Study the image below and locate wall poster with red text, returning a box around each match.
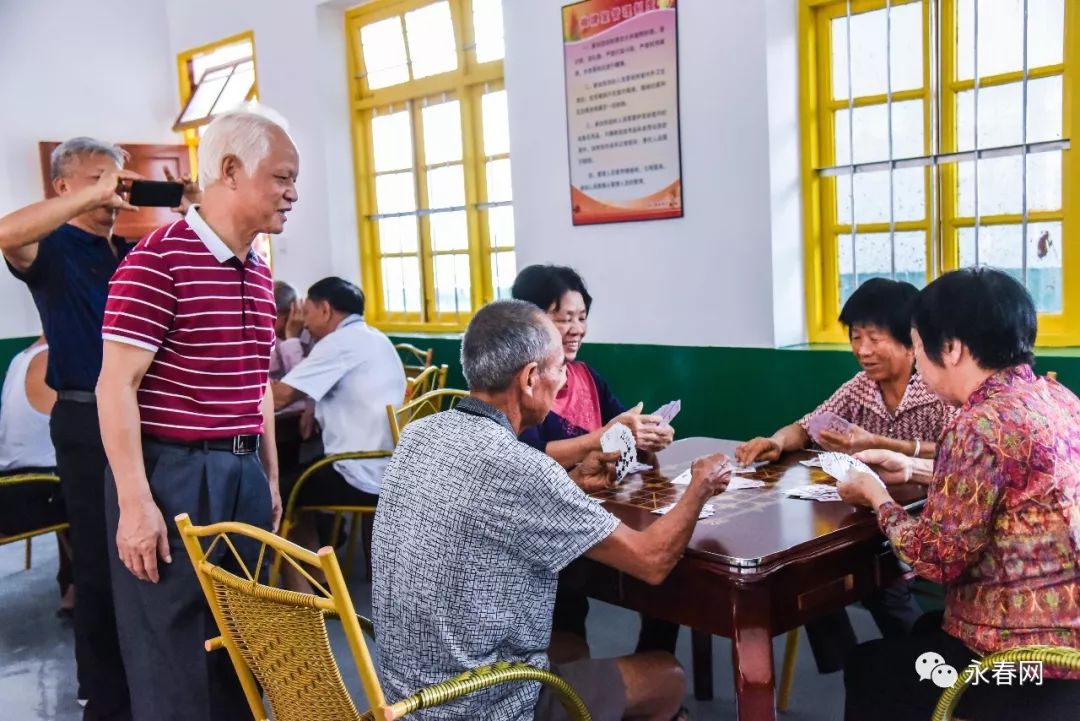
[563,0,683,225]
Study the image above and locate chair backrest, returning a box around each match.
[175,514,387,721]
[0,472,65,542]
[387,388,469,445]
[395,343,434,380]
[404,364,448,402]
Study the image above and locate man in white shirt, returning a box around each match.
[272,277,406,587]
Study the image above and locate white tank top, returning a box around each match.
[0,344,56,471]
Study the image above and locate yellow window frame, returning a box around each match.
[799,0,1080,345]
[345,0,508,333]
[175,30,259,175]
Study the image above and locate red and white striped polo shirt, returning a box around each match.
[101,206,276,442]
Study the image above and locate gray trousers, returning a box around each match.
[105,440,272,721]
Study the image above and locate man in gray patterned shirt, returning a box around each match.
[372,300,730,721]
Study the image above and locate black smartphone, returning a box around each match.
[127,180,184,208]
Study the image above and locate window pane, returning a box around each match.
[491,250,516,299]
[486,158,513,202]
[834,100,924,165]
[180,68,230,124]
[1028,150,1062,211]
[487,205,515,248]
[837,166,925,225]
[361,17,410,90]
[433,253,471,313]
[958,156,1022,216]
[957,0,1063,81]
[378,216,419,255]
[839,231,926,305]
[473,0,505,63]
[211,61,255,116]
[422,100,462,164]
[405,1,458,80]
[371,111,414,172]
[381,256,423,313]
[375,172,417,214]
[1028,221,1062,312]
[482,90,510,156]
[956,76,1062,150]
[191,40,253,84]
[430,210,468,251]
[427,164,465,209]
[831,3,923,100]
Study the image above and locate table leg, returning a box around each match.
[691,630,714,700]
[731,593,776,721]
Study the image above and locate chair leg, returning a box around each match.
[269,517,296,587]
[330,512,344,548]
[777,629,800,712]
[24,538,31,570]
[691,630,714,701]
[342,512,361,582]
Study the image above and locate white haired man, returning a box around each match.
[373,300,732,721]
[96,109,297,721]
[0,137,148,720]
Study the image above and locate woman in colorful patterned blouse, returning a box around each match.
[738,277,955,674]
[840,268,1080,721]
[512,264,680,660]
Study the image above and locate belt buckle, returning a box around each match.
[232,435,257,455]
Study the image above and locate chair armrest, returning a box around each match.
[388,661,590,721]
[933,646,1080,721]
[285,452,391,514]
[0,472,60,487]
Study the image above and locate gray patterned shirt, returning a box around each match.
[372,397,620,721]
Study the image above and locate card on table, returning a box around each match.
[625,461,653,475]
[807,411,854,444]
[600,422,636,482]
[652,501,715,519]
[783,484,843,502]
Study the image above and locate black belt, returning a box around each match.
[144,434,261,456]
[57,390,96,404]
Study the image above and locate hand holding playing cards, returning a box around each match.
[688,453,732,499]
[853,449,913,484]
[735,437,782,465]
[570,450,621,492]
[817,423,878,454]
[608,403,671,453]
[836,470,893,508]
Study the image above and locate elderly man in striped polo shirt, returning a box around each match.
[96,109,298,721]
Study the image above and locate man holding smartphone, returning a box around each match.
[0,137,142,721]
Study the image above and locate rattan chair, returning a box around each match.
[387,389,469,445]
[394,343,434,380]
[176,514,591,721]
[269,451,390,587]
[0,472,66,570]
[932,645,1080,720]
[404,364,448,402]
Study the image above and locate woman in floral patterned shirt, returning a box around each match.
[840,268,1080,721]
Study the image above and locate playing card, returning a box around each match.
[652,501,715,519]
[799,457,824,468]
[650,400,681,424]
[807,411,853,444]
[818,452,884,487]
[783,484,843,502]
[625,461,653,475]
[601,422,636,482]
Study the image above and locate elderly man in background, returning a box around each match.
[0,137,145,720]
[96,108,297,721]
[373,299,731,721]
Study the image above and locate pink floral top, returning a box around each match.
[878,365,1080,678]
[799,371,955,443]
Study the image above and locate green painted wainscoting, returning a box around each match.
[390,335,1080,440]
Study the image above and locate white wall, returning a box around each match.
[0,0,178,338]
[505,0,806,348]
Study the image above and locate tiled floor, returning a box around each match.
[0,537,876,720]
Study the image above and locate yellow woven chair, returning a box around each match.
[395,343,434,380]
[404,364,448,402]
[932,645,1080,720]
[387,389,469,445]
[0,472,66,570]
[269,451,390,587]
[175,514,591,721]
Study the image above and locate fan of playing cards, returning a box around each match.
[807,411,853,445]
[600,400,683,482]
[818,452,885,487]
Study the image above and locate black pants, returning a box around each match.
[106,440,272,721]
[845,612,1080,721]
[51,400,131,721]
[805,579,923,673]
[554,562,681,654]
